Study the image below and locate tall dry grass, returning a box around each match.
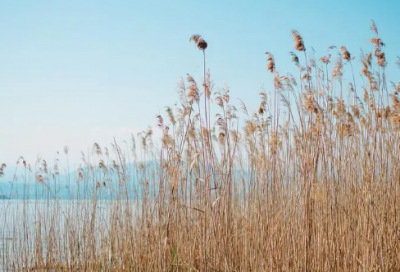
[1,21,400,271]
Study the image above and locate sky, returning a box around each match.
[1,0,400,172]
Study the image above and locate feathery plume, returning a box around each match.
[190,34,208,50]
[371,19,379,36]
[186,74,200,103]
[370,37,385,49]
[319,54,331,64]
[340,46,351,61]
[0,163,6,177]
[291,30,306,51]
[290,52,300,67]
[265,52,276,73]
[375,49,386,67]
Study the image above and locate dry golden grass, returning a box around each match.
[2,21,400,271]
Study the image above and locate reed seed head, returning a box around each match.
[190,34,208,50]
[340,46,351,61]
[265,52,275,73]
[291,30,306,51]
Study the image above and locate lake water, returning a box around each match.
[0,199,138,271]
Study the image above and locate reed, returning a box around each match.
[1,21,400,271]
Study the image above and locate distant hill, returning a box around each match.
[0,161,160,200]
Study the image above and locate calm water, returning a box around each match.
[0,199,137,270]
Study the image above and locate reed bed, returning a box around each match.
[1,21,400,271]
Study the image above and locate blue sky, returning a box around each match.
[1,0,400,170]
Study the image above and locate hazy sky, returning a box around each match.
[1,0,400,169]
